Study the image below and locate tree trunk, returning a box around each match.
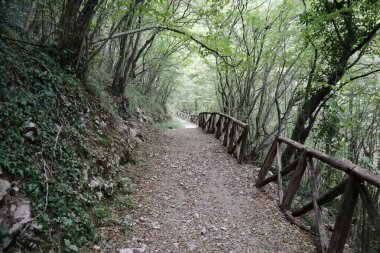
[57,0,99,72]
[24,1,37,31]
[284,1,380,162]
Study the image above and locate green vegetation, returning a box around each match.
[0,41,97,250]
[125,85,166,120]
[154,119,183,130]
[1,0,379,252]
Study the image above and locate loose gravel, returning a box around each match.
[126,128,317,253]
[100,127,318,253]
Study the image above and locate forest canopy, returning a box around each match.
[1,0,379,251]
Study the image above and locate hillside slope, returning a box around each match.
[0,36,153,252]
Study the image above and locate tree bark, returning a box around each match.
[57,0,99,71]
[284,1,380,162]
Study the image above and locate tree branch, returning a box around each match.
[0,34,48,47]
[91,25,241,67]
[346,67,380,83]
[351,22,380,54]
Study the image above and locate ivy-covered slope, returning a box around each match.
[0,39,139,252]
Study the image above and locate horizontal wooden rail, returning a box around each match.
[190,115,198,124]
[277,136,380,187]
[216,112,248,128]
[198,112,249,164]
[256,136,380,253]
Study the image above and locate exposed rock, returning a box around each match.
[83,165,89,182]
[130,128,144,142]
[130,128,138,138]
[131,236,141,242]
[135,137,143,144]
[30,222,43,231]
[8,186,19,196]
[23,131,35,142]
[8,201,32,236]
[187,242,197,251]
[117,123,130,134]
[141,114,153,123]
[103,181,114,196]
[118,244,146,253]
[95,191,103,200]
[23,122,38,142]
[0,179,11,201]
[151,221,160,229]
[100,121,107,128]
[93,245,101,253]
[89,178,103,189]
[26,122,36,129]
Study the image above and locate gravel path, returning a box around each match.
[175,117,197,129]
[129,128,317,253]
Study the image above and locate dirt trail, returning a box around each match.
[126,128,317,252]
[175,117,197,129]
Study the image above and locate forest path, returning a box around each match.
[124,128,317,252]
[174,117,197,129]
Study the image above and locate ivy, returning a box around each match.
[0,42,98,251]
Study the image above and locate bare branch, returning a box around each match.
[91,25,241,67]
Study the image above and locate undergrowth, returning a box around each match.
[154,118,183,130]
[0,40,114,251]
[125,85,165,120]
[0,10,169,252]
[88,67,120,122]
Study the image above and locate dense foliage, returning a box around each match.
[1,0,379,251]
[0,41,96,250]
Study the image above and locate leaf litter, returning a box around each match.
[98,127,317,253]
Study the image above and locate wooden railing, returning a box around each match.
[198,112,249,164]
[256,136,380,253]
[190,115,198,124]
[176,110,190,120]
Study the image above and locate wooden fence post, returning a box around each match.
[327,174,359,253]
[227,123,236,154]
[280,150,307,210]
[222,118,230,146]
[214,116,223,139]
[256,139,278,186]
[355,180,380,239]
[307,156,328,253]
[206,113,216,133]
[212,113,217,133]
[276,141,284,204]
[236,126,249,164]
